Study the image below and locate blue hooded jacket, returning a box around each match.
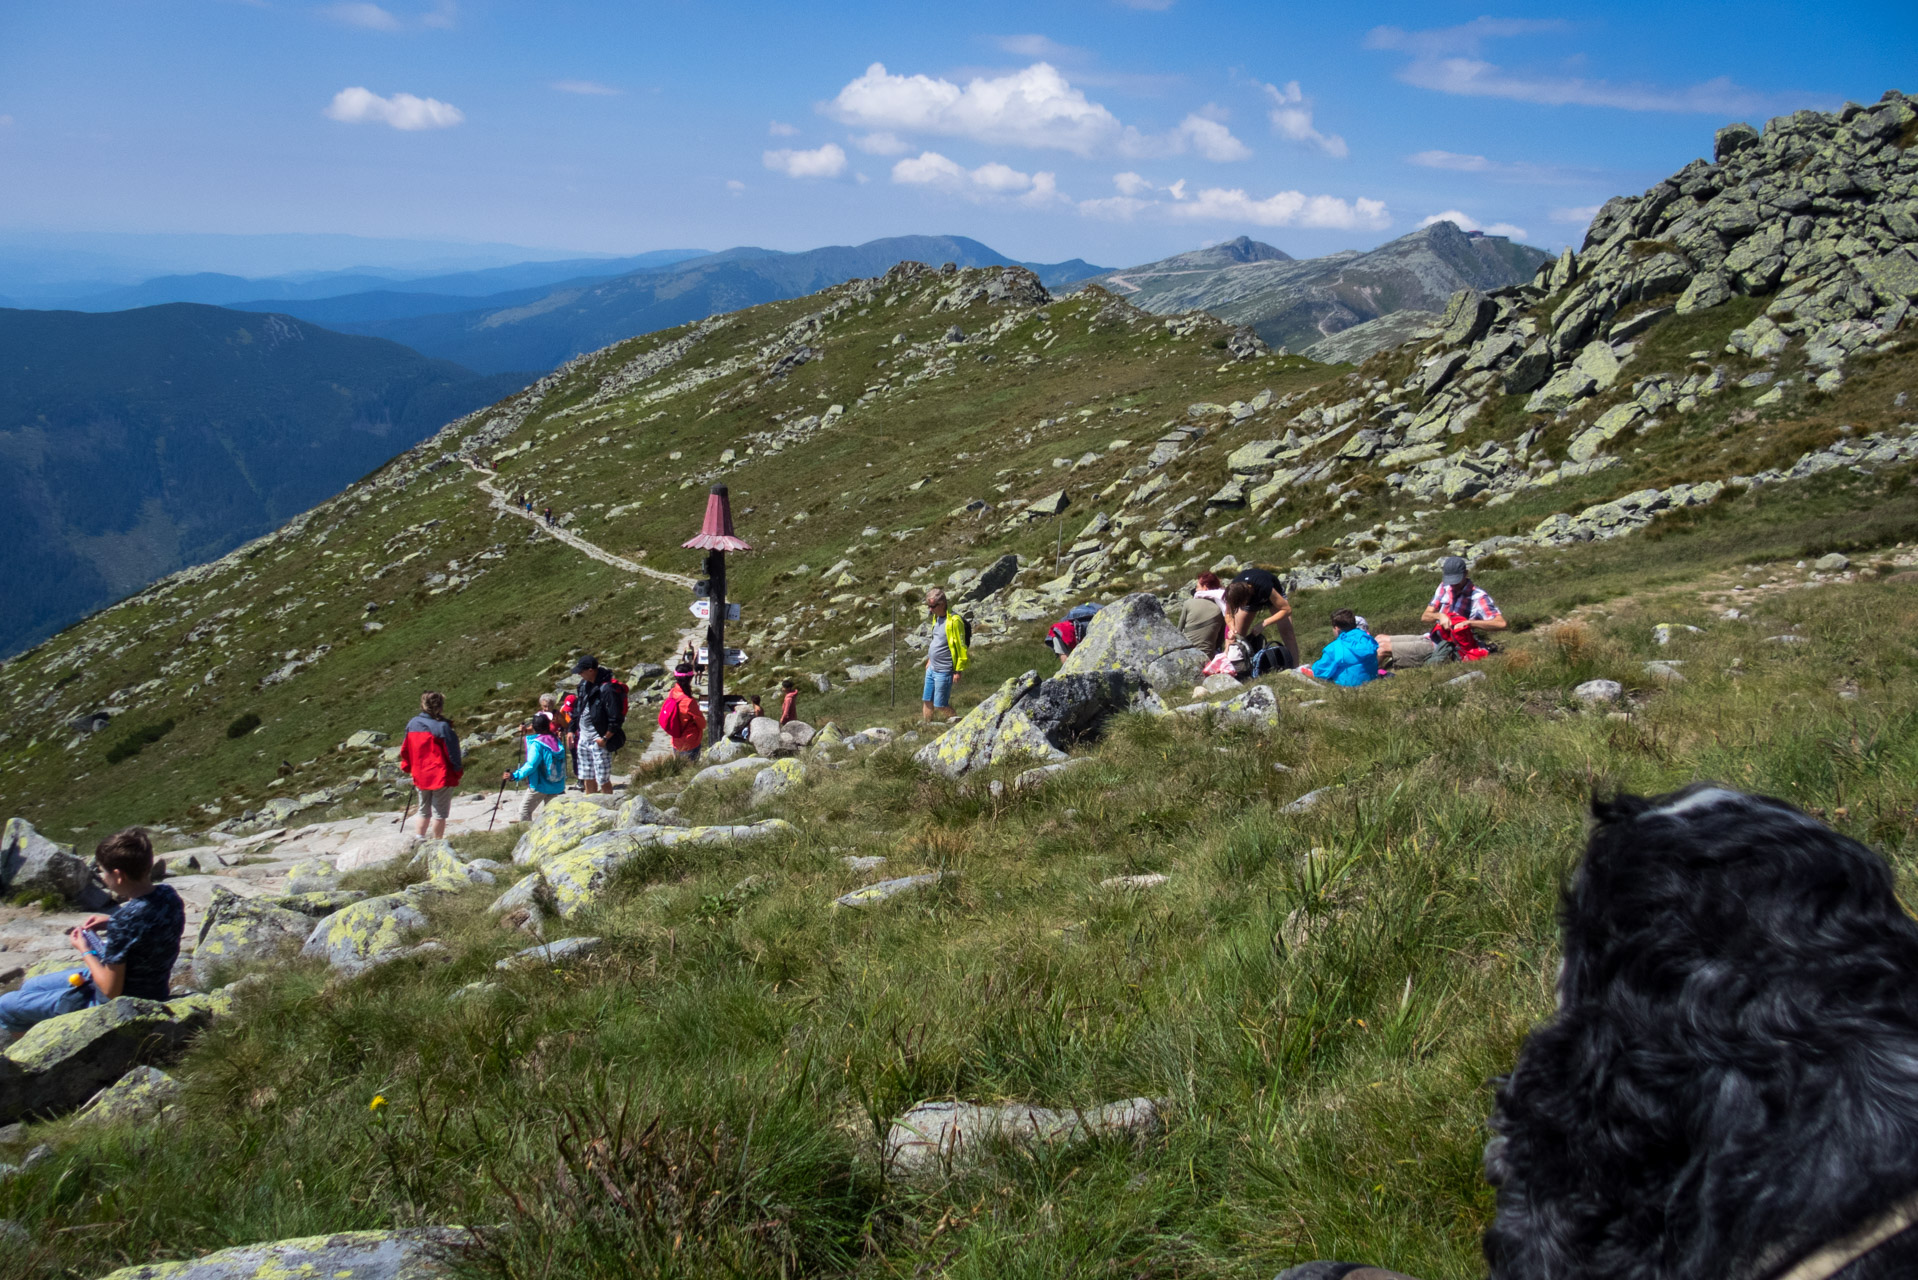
[511,734,568,795]
[1310,628,1380,687]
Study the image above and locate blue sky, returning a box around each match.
[0,1,1911,271]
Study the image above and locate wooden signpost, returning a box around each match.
[682,484,752,746]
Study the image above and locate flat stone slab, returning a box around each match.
[885,1097,1166,1171]
[96,1227,470,1279]
[1013,758,1089,791]
[1100,874,1168,891]
[834,873,946,909]
[497,936,603,970]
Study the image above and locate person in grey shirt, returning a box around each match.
[921,588,968,722]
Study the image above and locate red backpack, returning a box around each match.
[1047,619,1081,658]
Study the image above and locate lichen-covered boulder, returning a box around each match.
[750,758,805,807]
[299,894,427,974]
[75,1064,183,1126]
[684,756,775,789]
[1059,592,1206,695]
[1218,684,1279,726]
[510,793,615,866]
[0,995,217,1125]
[780,720,815,749]
[541,821,793,919]
[811,722,846,752]
[262,889,367,917]
[192,887,313,987]
[1,818,108,909]
[95,1228,471,1279]
[916,670,1149,778]
[615,793,667,828]
[284,858,341,894]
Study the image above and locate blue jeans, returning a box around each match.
[0,970,96,1033]
[922,669,954,708]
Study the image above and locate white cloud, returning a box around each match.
[1259,81,1347,157]
[1420,210,1528,239]
[1177,113,1251,162]
[726,179,746,194]
[891,150,1064,205]
[1112,171,1155,197]
[824,60,1244,161]
[1552,204,1602,225]
[321,3,400,30]
[1171,187,1389,230]
[767,120,799,136]
[994,34,1085,60]
[553,80,621,96]
[320,0,454,30]
[324,86,464,130]
[1366,19,1776,114]
[852,130,911,155]
[1406,148,1591,185]
[763,142,848,179]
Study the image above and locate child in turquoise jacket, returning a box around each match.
[1307,610,1380,687]
[503,712,568,822]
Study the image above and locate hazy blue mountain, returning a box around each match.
[1087,223,1553,358]
[0,304,526,655]
[328,235,1111,373]
[56,250,711,313]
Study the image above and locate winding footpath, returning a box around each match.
[470,462,698,589]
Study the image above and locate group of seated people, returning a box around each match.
[1177,555,1505,689]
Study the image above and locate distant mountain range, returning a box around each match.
[1086,224,1553,360]
[0,304,523,656]
[223,235,1108,373]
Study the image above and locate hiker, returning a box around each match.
[660,661,707,761]
[1232,566,1298,671]
[570,655,624,795]
[399,691,462,838]
[1179,572,1227,657]
[0,828,185,1045]
[1299,608,1381,687]
[727,694,761,741]
[544,506,554,526]
[1383,555,1507,665]
[922,587,969,722]
[1219,580,1263,678]
[778,677,800,725]
[502,712,567,822]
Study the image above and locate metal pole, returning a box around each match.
[890,601,897,709]
[706,548,727,745]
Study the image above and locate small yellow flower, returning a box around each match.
[369,1095,387,1112]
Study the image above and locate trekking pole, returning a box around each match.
[486,777,509,832]
[396,791,413,828]
[890,602,897,709]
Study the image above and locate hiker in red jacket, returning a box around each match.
[659,661,707,762]
[398,690,463,838]
[778,677,800,725]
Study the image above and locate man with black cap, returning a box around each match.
[570,655,619,794]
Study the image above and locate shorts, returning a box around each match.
[576,734,611,784]
[922,669,954,708]
[417,787,453,820]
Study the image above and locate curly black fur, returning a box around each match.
[1483,785,1918,1280]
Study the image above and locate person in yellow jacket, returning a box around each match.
[921,587,970,722]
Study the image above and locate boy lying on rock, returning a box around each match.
[0,828,184,1046]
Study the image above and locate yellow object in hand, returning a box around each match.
[68,972,84,987]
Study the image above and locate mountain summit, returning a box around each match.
[1089,222,1551,360]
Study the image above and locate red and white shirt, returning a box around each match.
[1428,583,1500,621]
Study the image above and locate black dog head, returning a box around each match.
[1484,785,1918,1280]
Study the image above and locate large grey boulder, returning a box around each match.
[748,716,788,758]
[915,670,1153,778]
[1059,592,1206,695]
[95,1228,471,1280]
[961,553,1021,602]
[885,1097,1166,1172]
[75,1064,183,1126]
[1,819,108,909]
[0,991,226,1125]
[192,887,314,987]
[299,894,428,975]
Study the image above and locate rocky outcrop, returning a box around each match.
[750,758,805,806]
[95,1228,471,1280]
[535,821,793,918]
[300,893,428,975]
[0,989,234,1125]
[1058,592,1206,695]
[510,794,615,866]
[74,1064,182,1126]
[192,887,314,987]
[1,819,108,910]
[914,669,1155,778]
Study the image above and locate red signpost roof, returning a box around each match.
[681,483,753,551]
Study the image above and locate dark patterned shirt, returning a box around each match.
[103,884,185,1001]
